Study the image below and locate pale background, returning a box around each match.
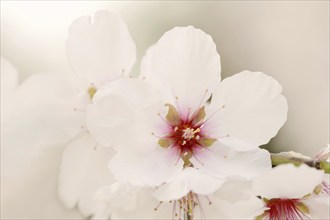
[1,0,329,157]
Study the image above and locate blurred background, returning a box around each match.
[1,1,328,158]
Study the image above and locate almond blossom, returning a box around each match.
[3,11,135,217]
[1,58,84,219]
[253,164,330,220]
[86,26,288,205]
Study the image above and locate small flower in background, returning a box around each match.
[1,60,82,219]
[58,11,136,217]
[253,164,329,220]
[2,11,136,218]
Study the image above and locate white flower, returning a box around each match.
[253,164,329,219]
[58,10,136,217]
[87,26,288,201]
[94,178,264,220]
[3,11,136,217]
[0,58,83,219]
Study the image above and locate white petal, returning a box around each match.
[198,196,264,220]
[93,183,140,213]
[1,145,83,219]
[205,71,288,151]
[140,45,155,80]
[214,178,255,202]
[67,10,136,88]
[140,45,173,102]
[191,143,271,179]
[58,132,115,217]
[111,188,173,220]
[253,164,324,199]
[304,196,330,219]
[3,73,85,152]
[94,183,173,219]
[193,180,265,220]
[86,78,168,149]
[109,145,183,187]
[149,26,221,113]
[153,167,225,202]
[2,73,85,178]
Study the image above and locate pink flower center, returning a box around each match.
[157,104,217,165]
[170,121,202,155]
[264,198,309,220]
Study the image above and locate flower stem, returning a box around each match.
[270,152,330,173]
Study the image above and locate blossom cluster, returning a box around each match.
[1,11,329,220]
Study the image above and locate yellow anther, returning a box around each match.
[193,128,200,134]
[88,86,97,100]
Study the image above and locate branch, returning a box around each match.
[270,152,330,174]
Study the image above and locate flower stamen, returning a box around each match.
[259,198,310,220]
[158,103,218,167]
[198,105,225,127]
[154,201,163,211]
[88,85,97,100]
[322,181,330,195]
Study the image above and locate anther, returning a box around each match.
[205,196,212,205]
[154,201,163,211]
[151,132,162,138]
[193,128,200,134]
